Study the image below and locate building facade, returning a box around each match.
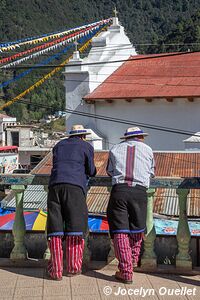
[64,18,200,150]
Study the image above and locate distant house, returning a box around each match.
[0,113,17,146]
[5,125,50,170]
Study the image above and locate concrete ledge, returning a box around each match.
[0,258,47,268]
[0,258,199,276]
[100,259,200,275]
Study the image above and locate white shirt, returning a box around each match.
[106,138,155,188]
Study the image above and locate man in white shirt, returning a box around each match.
[106,127,155,284]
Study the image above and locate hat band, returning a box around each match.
[69,130,87,134]
[124,130,144,136]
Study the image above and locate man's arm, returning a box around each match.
[150,154,155,178]
[85,145,96,177]
[106,151,114,177]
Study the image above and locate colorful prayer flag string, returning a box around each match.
[0,23,110,110]
[0,19,111,51]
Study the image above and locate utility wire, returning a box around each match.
[1,50,200,70]
[1,76,200,88]
[8,102,199,167]
[0,43,200,58]
[1,42,200,56]
[11,98,200,138]
[2,73,200,79]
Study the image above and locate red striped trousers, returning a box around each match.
[47,236,63,279]
[113,233,143,280]
[66,235,84,274]
[129,232,143,266]
[47,235,84,278]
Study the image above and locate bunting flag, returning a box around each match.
[0,22,106,68]
[0,19,111,52]
[0,22,109,111]
[0,23,107,89]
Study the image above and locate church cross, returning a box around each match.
[74,40,78,51]
[113,6,118,17]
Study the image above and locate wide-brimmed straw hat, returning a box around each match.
[120,126,148,139]
[67,124,91,137]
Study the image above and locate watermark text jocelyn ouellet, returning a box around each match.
[103,286,197,297]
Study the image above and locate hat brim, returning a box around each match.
[67,132,91,137]
[120,133,148,139]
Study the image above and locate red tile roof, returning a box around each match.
[32,151,200,177]
[0,113,13,119]
[84,52,200,100]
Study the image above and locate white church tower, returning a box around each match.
[63,10,136,139]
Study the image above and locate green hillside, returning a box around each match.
[1,0,200,50]
[0,0,200,123]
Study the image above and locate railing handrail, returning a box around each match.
[0,174,200,188]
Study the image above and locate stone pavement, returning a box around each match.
[0,266,199,300]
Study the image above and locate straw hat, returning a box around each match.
[120,126,148,139]
[67,124,91,137]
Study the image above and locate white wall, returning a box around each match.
[90,98,200,150]
[64,18,136,132]
[0,117,17,145]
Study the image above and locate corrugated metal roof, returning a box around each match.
[2,150,200,216]
[2,185,47,210]
[32,151,52,175]
[87,187,109,214]
[32,151,200,177]
[3,185,110,214]
[84,52,200,100]
[154,188,200,217]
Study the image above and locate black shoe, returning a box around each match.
[115,271,133,284]
[45,269,62,281]
[66,271,81,277]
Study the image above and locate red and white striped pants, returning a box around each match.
[47,235,84,279]
[113,233,143,281]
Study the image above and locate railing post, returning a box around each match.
[10,185,27,260]
[43,229,51,260]
[107,236,118,265]
[176,188,192,270]
[83,231,91,268]
[106,187,118,265]
[43,185,51,260]
[141,188,157,269]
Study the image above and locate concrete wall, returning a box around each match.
[0,233,199,267]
